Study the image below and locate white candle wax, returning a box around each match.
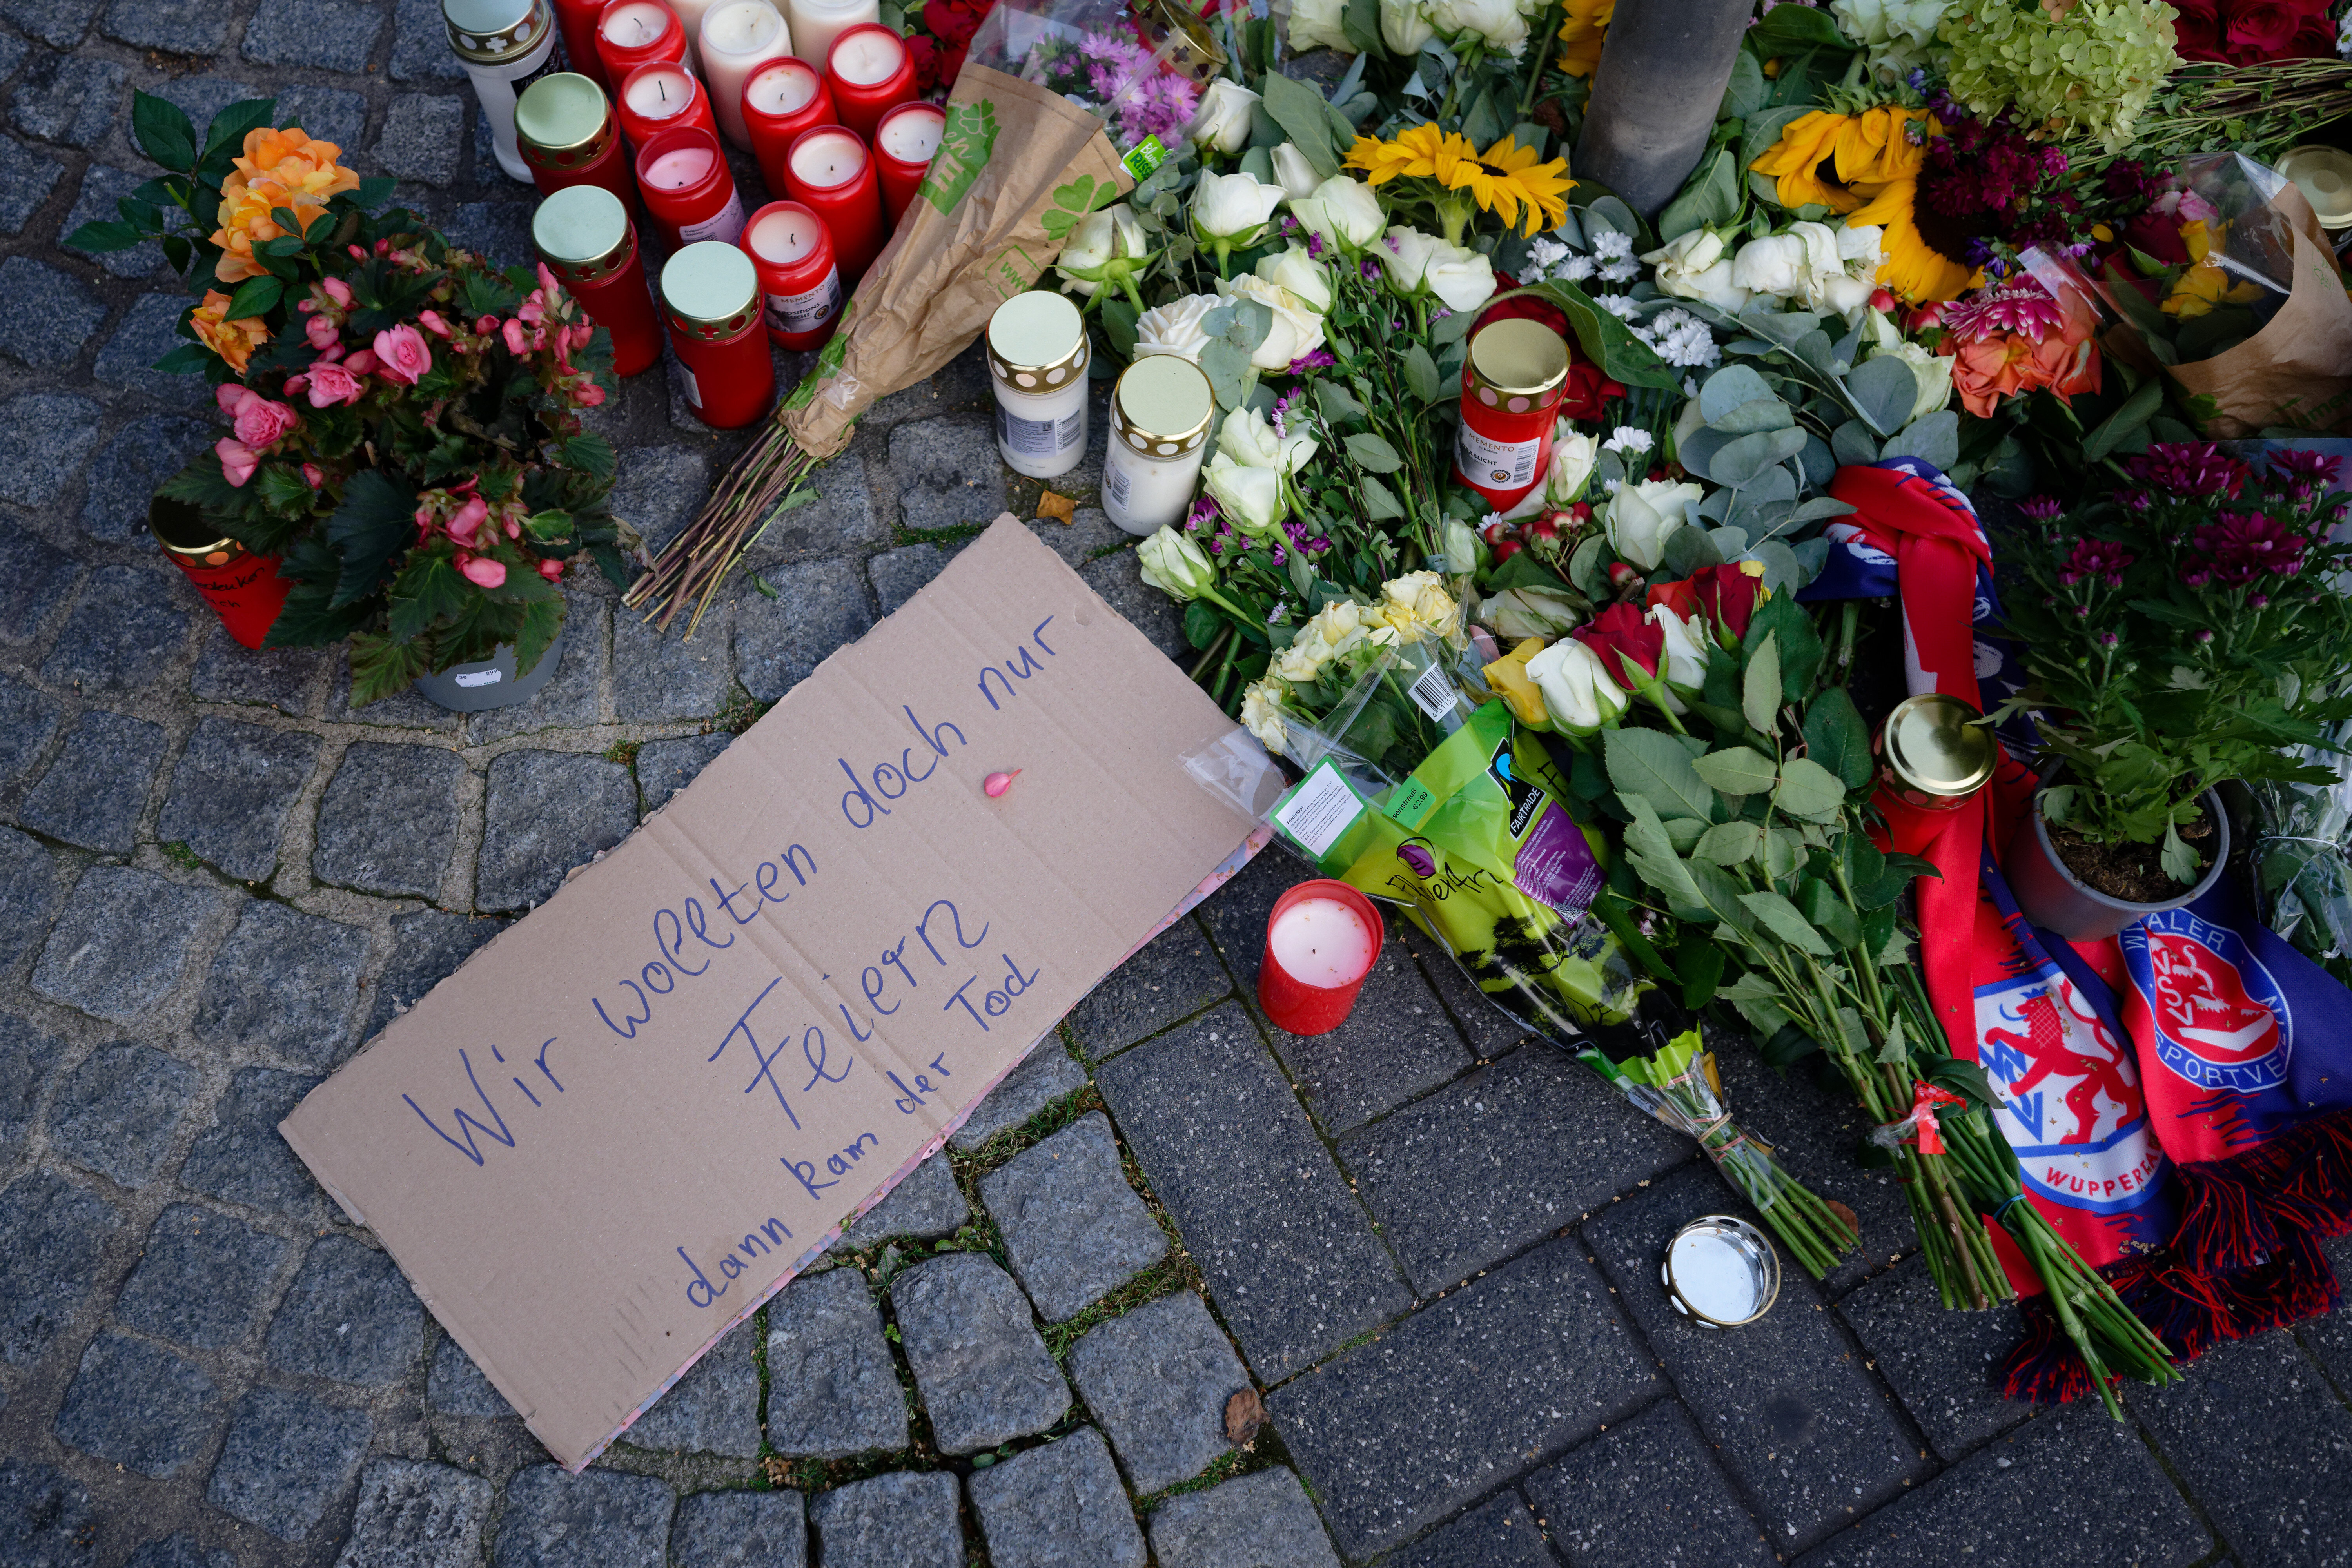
[745,60,818,116]
[1267,898,1376,986]
[786,0,879,79]
[670,0,721,71]
[877,105,942,163]
[601,1,671,47]
[623,66,697,123]
[646,146,717,188]
[746,205,820,263]
[698,0,793,147]
[828,26,902,87]
[789,129,864,187]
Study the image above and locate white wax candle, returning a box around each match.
[601,1,671,47]
[789,129,864,187]
[745,59,818,116]
[877,104,942,163]
[646,146,717,188]
[670,0,721,71]
[786,0,880,80]
[828,25,902,87]
[1267,898,1376,986]
[747,204,820,263]
[623,66,697,123]
[698,0,793,147]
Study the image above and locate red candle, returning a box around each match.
[824,23,913,142]
[1453,317,1571,514]
[615,60,718,148]
[661,241,776,428]
[784,126,883,285]
[741,57,835,195]
[534,183,664,377]
[596,0,688,83]
[635,123,746,248]
[554,0,613,86]
[741,201,842,348]
[150,498,292,650]
[872,100,942,228]
[515,74,637,209]
[1257,880,1383,1036]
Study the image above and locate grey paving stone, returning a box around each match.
[763,1267,909,1459]
[52,1329,223,1478]
[1399,921,1530,1060]
[980,1111,1166,1322]
[839,1151,968,1249]
[124,1535,236,1568]
[115,1202,292,1352]
[869,543,961,616]
[2129,1330,2352,1567]
[103,0,229,50]
[208,1385,371,1542]
[93,295,205,409]
[1836,1255,2031,1461]
[313,742,463,899]
[335,1459,496,1568]
[0,392,104,503]
[742,453,887,569]
[613,603,733,722]
[82,414,214,542]
[373,94,465,186]
[446,198,535,268]
[145,72,260,138]
[1070,917,1232,1062]
[32,865,220,1024]
[950,1041,1089,1152]
[735,556,873,702]
[669,1488,808,1568]
[190,622,328,713]
[2303,1232,2352,1392]
[808,1470,963,1568]
[1339,1045,1688,1295]
[1267,1235,1655,1560]
[64,165,166,278]
[1070,1290,1249,1495]
[868,341,991,426]
[0,520,82,639]
[1524,1399,1775,1568]
[890,1250,1067,1454]
[241,0,383,69]
[8,51,122,147]
[391,0,470,80]
[478,748,635,909]
[0,1458,96,1568]
[608,446,711,554]
[1149,1468,1338,1568]
[0,0,99,45]
[428,1336,510,1417]
[265,1233,426,1386]
[159,718,321,882]
[1198,853,1470,1134]
[179,1066,325,1221]
[0,256,103,368]
[0,1012,64,1158]
[274,85,370,157]
[1093,1000,1409,1381]
[0,675,59,780]
[47,1041,196,1188]
[18,708,165,853]
[1383,1490,1553,1568]
[43,566,190,695]
[637,732,730,816]
[626,1322,762,1457]
[0,827,55,969]
[494,1465,676,1568]
[0,132,62,233]
[191,900,368,1069]
[889,417,1005,535]
[1585,1162,1931,1553]
[966,1426,1145,1568]
[0,1168,120,1365]
[465,604,603,744]
[1080,547,1188,662]
[366,908,506,1038]
[1793,1405,2205,1568]
[1025,506,1123,570]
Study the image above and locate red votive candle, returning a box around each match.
[616,60,718,148]
[741,200,842,348]
[1257,880,1383,1036]
[515,74,637,207]
[741,57,835,194]
[636,123,746,248]
[151,498,292,650]
[1453,316,1571,514]
[554,0,612,85]
[596,0,688,83]
[824,23,913,142]
[873,100,942,227]
[785,125,882,285]
[662,240,775,428]
[534,183,664,376]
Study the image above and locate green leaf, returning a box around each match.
[1692,747,1776,797]
[555,432,618,480]
[1759,1021,1819,1069]
[2082,377,2165,461]
[1531,279,1679,392]
[1740,890,1831,954]
[326,468,421,609]
[1403,344,1440,405]
[223,274,282,321]
[1710,428,1807,488]
[1361,476,1405,520]
[1773,755,1847,821]
[1880,409,1958,470]
[1802,686,1875,789]
[1344,432,1403,473]
[202,98,279,161]
[1796,875,1863,947]
[1874,1013,1908,1065]
[1925,1056,2002,1113]
[1314,380,1367,426]
[1700,365,1774,423]
[1743,593,1822,701]
[1621,797,1705,910]
[1742,633,1781,735]
[2161,820,2199,883]
[1261,72,1340,179]
[1695,820,1765,866]
[131,89,198,172]
[1340,0,1383,54]
[65,220,144,253]
[1846,353,1918,437]
[386,554,470,643]
[1605,727,1717,822]
[1657,148,1739,243]
[1101,298,1138,359]
[1747,2,1849,54]
[1200,339,1253,410]
[1183,599,1224,650]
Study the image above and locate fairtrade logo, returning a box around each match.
[2124,911,2289,1093]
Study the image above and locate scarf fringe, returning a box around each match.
[2173,1107,2352,1274]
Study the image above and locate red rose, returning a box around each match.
[1573,601,1662,684]
[1644,577,1702,621]
[909,33,941,89]
[2225,0,2306,56]
[2171,0,2228,59]
[923,0,984,46]
[1559,360,1626,423]
[1689,562,1766,643]
[938,42,967,87]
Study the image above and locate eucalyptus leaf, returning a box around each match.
[1679,427,1730,483]
[1847,354,1920,437]
[1710,397,1796,435]
[1749,541,1802,593]
[1700,365,1774,423]
[1710,428,1808,488]
[1660,524,1722,576]
[1261,72,1341,178]
[1880,409,1959,469]
[1201,339,1253,409]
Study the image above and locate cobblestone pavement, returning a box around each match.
[3,4,2352,1566]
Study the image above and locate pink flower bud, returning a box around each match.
[456,552,507,589]
[306,313,340,351]
[476,315,498,335]
[303,463,325,488]
[536,557,565,582]
[984,770,1021,797]
[347,243,368,260]
[215,437,259,488]
[321,277,352,307]
[447,494,489,546]
[502,318,530,356]
[417,309,453,338]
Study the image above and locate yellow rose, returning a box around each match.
[189,290,269,376]
[1378,570,1459,643]
[1483,639,1553,729]
[211,127,361,283]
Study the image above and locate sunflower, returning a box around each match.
[1846,179,1977,304]
[1748,106,1929,214]
[1556,0,1612,78]
[1443,134,1575,236]
[1346,123,1459,185]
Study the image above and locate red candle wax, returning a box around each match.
[741,57,836,195]
[151,498,292,650]
[635,123,746,248]
[741,200,842,348]
[784,125,883,285]
[661,241,776,428]
[534,183,665,377]
[1257,880,1383,1036]
[616,60,718,148]
[824,23,913,142]
[554,0,613,87]
[596,0,688,83]
[873,100,942,227]
[1452,316,1571,514]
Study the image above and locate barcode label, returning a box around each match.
[1272,760,1366,858]
[1405,660,1455,721]
[1455,425,1540,489]
[1104,462,1131,506]
[998,407,1082,457]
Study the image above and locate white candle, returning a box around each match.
[877,103,942,162]
[600,1,672,47]
[646,145,718,188]
[828,24,902,87]
[789,127,864,187]
[786,0,880,79]
[669,0,722,71]
[747,203,820,262]
[1267,897,1377,986]
[623,65,698,125]
[698,0,793,148]
[744,58,819,116]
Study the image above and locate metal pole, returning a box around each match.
[1572,0,1753,218]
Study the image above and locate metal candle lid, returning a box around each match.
[1112,356,1212,456]
[1662,1214,1780,1328]
[986,290,1087,391]
[444,0,551,63]
[149,497,243,565]
[1881,691,1996,800]
[533,183,634,282]
[661,241,760,335]
[516,74,612,162]
[2278,144,2352,231]
[1466,317,1570,408]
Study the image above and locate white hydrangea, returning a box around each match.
[1591,230,1633,261]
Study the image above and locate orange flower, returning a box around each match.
[1946,323,2100,417]
[210,127,360,283]
[189,290,269,376]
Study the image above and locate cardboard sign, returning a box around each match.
[282,517,1258,1470]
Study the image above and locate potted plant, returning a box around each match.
[1994,443,2352,938]
[73,92,629,709]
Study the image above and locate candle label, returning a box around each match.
[1270,760,1368,861]
[678,362,702,407]
[680,189,746,245]
[764,267,842,334]
[995,405,1082,459]
[1103,462,1129,509]
[1454,425,1539,490]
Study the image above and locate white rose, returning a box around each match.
[1205,452,1286,535]
[1506,423,1597,517]
[1379,0,1435,54]
[1192,169,1288,246]
[1052,203,1149,297]
[1133,293,1219,363]
[1650,605,1710,693]
[1288,0,1354,53]
[1642,228,1752,314]
[1524,638,1629,733]
[1218,405,1319,474]
[1429,0,1527,52]
[1276,599,1369,681]
[1608,478,1703,571]
[1270,143,1323,202]
[1379,570,1460,642]
[1241,678,1292,755]
[1255,245,1333,312]
[1875,339,1953,425]
[1217,272,1327,369]
[1188,80,1260,155]
[1291,176,1385,254]
[1481,587,1583,640]
[1831,0,1952,84]
[1730,232,1807,298]
[1378,227,1495,313]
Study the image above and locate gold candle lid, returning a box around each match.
[1465,317,1570,409]
[1111,356,1212,456]
[986,290,1088,391]
[444,0,551,64]
[150,497,244,565]
[534,183,635,282]
[661,241,760,337]
[1881,691,1996,799]
[516,74,613,165]
[2278,144,2352,231]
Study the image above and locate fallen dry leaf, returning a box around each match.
[1225,1388,1264,1445]
[1036,490,1076,523]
